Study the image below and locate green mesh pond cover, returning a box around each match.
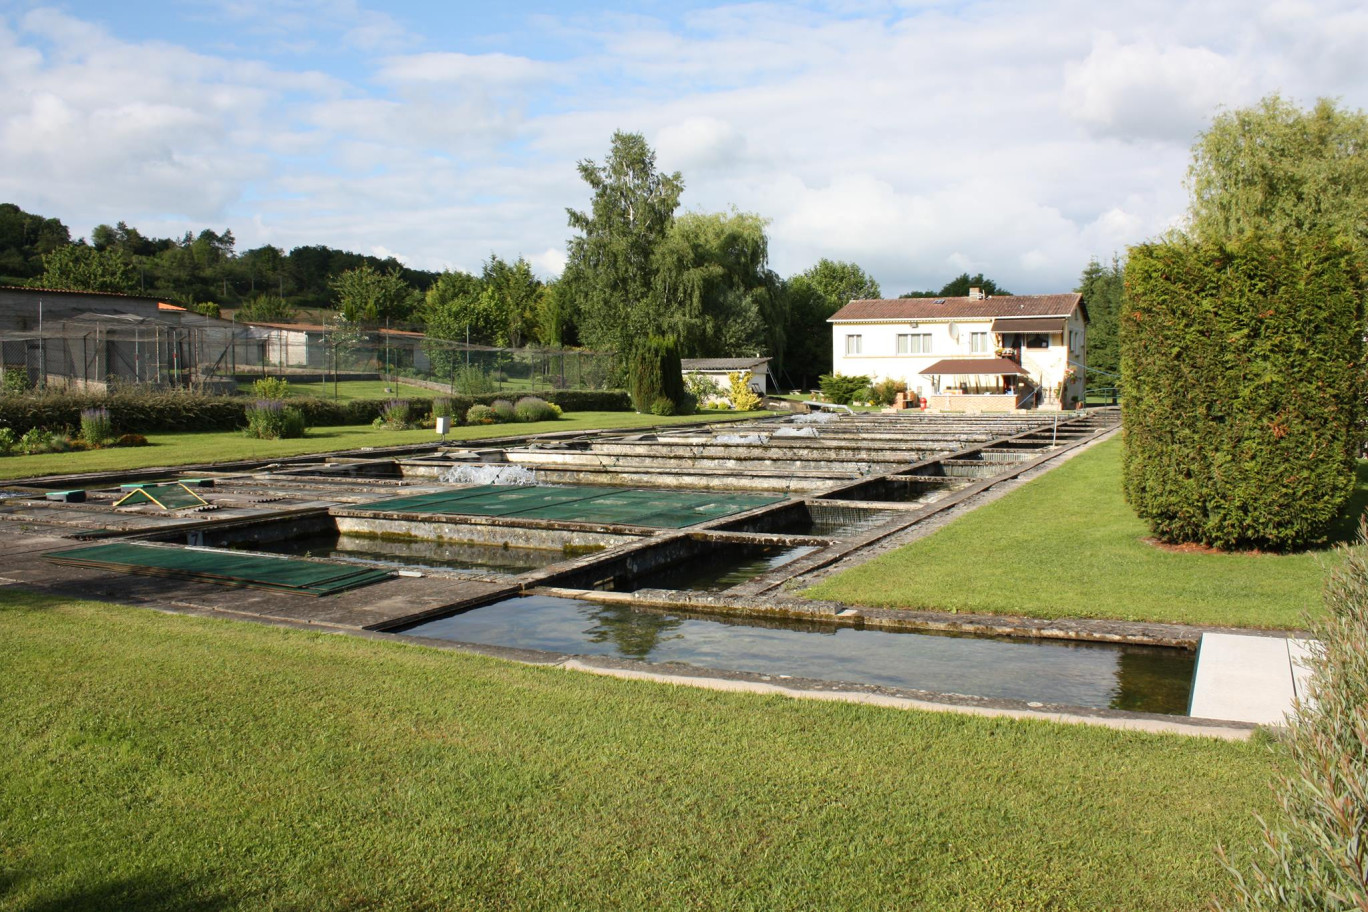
[46,543,392,596]
[113,483,207,510]
[356,484,784,528]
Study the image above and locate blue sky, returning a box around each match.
[2,0,1365,294]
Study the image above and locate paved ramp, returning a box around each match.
[1189,633,1314,725]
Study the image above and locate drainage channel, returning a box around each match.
[390,592,1194,717]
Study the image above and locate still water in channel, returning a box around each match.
[401,595,1195,715]
[627,546,820,592]
[253,532,571,575]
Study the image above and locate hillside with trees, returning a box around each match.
[0,206,440,316]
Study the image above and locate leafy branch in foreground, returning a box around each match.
[1218,526,1368,910]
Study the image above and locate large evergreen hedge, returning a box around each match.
[1121,233,1365,550]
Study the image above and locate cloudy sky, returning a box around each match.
[1,0,1364,295]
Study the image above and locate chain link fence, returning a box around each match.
[0,318,619,395]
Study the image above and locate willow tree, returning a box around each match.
[652,210,784,362]
[1187,95,1368,247]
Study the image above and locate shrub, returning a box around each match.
[466,404,496,425]
[378,399,414,430]
[0,388,628,437]
[628,336,687,414]
[234,294,297,324]
[0,427,14,456]
[819,373,871,405]
[116,433,149,448]
[871,378,905,407]
[245,399,308,439]
[18,427,55,455]
[451,365,496,395]
[79,407,114,447]
[1121,233,1365,550]
[649,396,676,416]
[727,372,763,411]
[490,399,516,422]
[252,377,291,400]
[684,371,721,403]
[2,368,30,394]
[514,396,558,422]
[543,390,631,413]
[432,397,453,419]
[1219,527,1368,909]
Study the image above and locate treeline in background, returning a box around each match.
[0,132,1124,390]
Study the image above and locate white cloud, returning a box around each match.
[654,116,746,173]
[369,244,406,262]
[527,247,567,278]
[377,52,557,85]
[1063,33,1252,143]
[1,1,1365,297]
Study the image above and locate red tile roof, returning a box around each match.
[829,294,1082,322]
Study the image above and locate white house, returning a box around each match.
[680,357,772,396]
[828,289,1087,411]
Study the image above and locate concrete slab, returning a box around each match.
[1189,632,1304,725]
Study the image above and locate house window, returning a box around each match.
[1024,333,1050,349]
[896,333,932,354]
[845,334,862,355]
[970,332,989,353]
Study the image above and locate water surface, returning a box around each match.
[253,532,570,575]
[402,595,1194,714]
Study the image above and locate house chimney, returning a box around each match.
[969,287,984,300]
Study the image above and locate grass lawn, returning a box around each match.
[0,411,771,480]
[806,436,1359,629]
[0,590,1278,911]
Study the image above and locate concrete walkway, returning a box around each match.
[1189,632,1315,725]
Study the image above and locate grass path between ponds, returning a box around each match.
[0,591,1277,912]
[0,410,771,481]
[806,436,1363,629]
